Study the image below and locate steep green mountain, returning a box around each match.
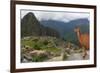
[21,12,60,38]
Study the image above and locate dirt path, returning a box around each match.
[69,51,89,60]
[46,51,89,61]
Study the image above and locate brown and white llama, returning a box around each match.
[74,27,89,59]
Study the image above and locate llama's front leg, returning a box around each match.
[82,48,87,59]
[81,47,86,59]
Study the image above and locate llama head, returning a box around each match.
[74,27,80,32]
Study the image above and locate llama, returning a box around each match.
[74,27,89,59]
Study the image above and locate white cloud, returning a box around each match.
[21,10,90,22]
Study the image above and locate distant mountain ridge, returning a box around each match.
[40,18,89,43]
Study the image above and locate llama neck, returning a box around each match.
[76,31,81,42]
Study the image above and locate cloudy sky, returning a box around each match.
[21,10,90,22]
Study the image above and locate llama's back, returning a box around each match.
[80,34,89,50]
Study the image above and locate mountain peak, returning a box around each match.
[26,12,34,16]
[21,12,60,38]
[23,12,37,19]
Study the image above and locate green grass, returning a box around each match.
[21,39,35,48]
[43,47,61,54]
[21,36,62,54]
[32,55,48,62]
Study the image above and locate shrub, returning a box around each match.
[32,38,38,42]
[33,44,41,50]
[43,40,49,45]
[32,55,48,62]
